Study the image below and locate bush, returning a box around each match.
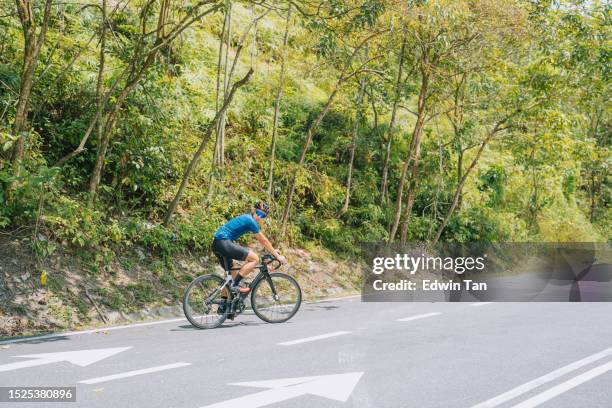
[0,164,60,227]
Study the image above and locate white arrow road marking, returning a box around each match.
[200,372,364,408]
[0,347,131,373]
[277,331,351,346]
[397,312,441,322]
[471,346,612,408]
[79,362,191,384]
[510,359,612,408]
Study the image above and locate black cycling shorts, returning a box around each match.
[212,238,249,271]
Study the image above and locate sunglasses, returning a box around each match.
[255,209,268,218]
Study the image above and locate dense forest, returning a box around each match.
[0,0,609,264]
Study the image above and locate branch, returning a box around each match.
[225,8,271,97]
[34,0,54,56]
[163,68,254,225]
[147,2,221,57]
[398,104,418,117]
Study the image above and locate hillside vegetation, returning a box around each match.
[0,0,609,333]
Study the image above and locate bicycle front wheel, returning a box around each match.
[183,274,227,329]
[251,273,302,323]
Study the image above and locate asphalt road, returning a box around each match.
[0,298,611,408]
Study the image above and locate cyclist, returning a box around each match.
[212,201,286,313]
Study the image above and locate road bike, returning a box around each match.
[183,254,302,329]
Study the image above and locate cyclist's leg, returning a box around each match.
[212,239,257,290]
[212,240,234,312]
[212,239,234,274]
[238,250,259,280]
[216,254,232,302]
[219,241,257,289]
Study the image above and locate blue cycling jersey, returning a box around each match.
[214,214,260,241]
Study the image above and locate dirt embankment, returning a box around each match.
[0,236,363,338]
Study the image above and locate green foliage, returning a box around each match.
[126,283,155,304]
[94,287,126,310]
[443,207,511,243]
[44,196,120,249]
[0,165,60,227]
[0,0,608,275]
[479,165,507,207]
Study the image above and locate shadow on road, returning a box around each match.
[171,320,272,331]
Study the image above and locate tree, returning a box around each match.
[163,68,254,225]
[8,0,53,186]
[57,0,225,199]
[209,4,269,194]
[338,56,367,217]
[379,34,408,203]
[213,0,232,167]
[267,4,292,197]
[386,0,529,243]
[279,30,383,237]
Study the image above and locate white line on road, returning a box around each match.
[1,295,360,345]
[278,331,351,346]
[509,359,612,408]
[307,294,360,304]
[470,302,493,307]
[78,362,191,384]
[0,318,188,345]
[397,312,441,322]
[471,346,612,408]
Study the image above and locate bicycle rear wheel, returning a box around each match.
[183,274,227,329]
[251,273,302,323]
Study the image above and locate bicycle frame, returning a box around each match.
[220,258,280,306]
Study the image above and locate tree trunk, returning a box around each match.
[388,71,429,243]
[267,5,291,197]
[9,0,53,183]
[589,172,596,222]
[451,73,467,211]
[433,119,508,242]
[216,1,232,166]
[380,37,406,203]
[163,68,253,226]
[338,72,366,217]
[457,146,463,210]
[398,128,425,243]
[88,0,107,203]
[212,3,228,166]
[399,70,434,243]
[87,93,129,196]
[369,85,378,131]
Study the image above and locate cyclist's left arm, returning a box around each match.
[253,232,286,264]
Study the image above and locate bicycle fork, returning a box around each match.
[264,273,281,301]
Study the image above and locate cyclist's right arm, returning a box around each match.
[253,232,286,264]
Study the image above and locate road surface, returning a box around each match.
[0,298,610,407]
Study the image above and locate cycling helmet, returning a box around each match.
[254,201,270,218]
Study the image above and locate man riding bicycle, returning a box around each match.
[212,201,286,314]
